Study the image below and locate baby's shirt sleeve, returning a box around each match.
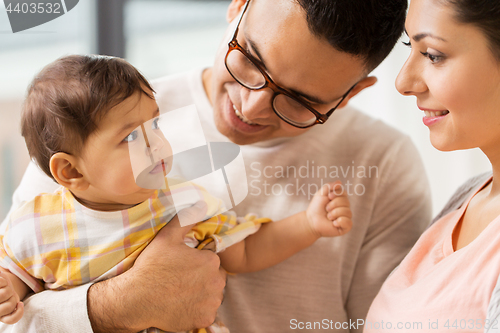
[185,212,272,253]
[168,180,273,252]
[0,201,45,293]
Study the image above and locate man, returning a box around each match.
[1,0,431,332]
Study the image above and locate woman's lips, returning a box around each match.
[418,106,450,127]
[422,111,449,127]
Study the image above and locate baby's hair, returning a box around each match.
[446,0,500,60]
[21,55,154,181]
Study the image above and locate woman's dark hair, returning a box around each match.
[21,55,155,180]
[295,0,408,72]
[447,0,500,60]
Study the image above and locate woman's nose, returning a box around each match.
[396,56,427,96]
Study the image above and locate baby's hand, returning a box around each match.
[0,272,24,325]
[306,181,353,238]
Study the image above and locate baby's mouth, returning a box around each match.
[149,160,166,174]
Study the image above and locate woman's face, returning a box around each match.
[396,0,500,153]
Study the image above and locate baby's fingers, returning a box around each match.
[0,283,15,304]
[326,197,350,212]
[0,276,9,289]
[332,217,352,235]
[328,182,346,199]
[316,181,341,198]
[327,207,352,221]
[0,291,20,317]
[0,302,24,325]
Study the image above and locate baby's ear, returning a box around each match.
[49,153,89,191]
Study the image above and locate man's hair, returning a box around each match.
[446,0,500,61]
[295,0,408,72]
[21,54,154,181]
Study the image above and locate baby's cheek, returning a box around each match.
[109,168,141,194]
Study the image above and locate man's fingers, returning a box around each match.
[219,266,227,283]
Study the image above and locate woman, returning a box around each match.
[365,0,500,332]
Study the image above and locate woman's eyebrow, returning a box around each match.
[414,33,447,42]
[409,31,447,42]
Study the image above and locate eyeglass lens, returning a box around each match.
[226,48,318,127]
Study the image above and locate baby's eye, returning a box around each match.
[152,117,160,130]
[123,130,138,142]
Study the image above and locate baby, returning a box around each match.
[0,55,352,332]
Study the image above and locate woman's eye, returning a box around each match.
[420,52,443,64]
[123,130,138,142]
[402,40,411,48]
[152,117,160,130]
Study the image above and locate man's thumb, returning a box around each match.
[163,201,209,240]
[162,214,194,241]
[178,201,208,225]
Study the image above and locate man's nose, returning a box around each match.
[240,87,276,121]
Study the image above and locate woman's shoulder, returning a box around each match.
[432,171,493,225]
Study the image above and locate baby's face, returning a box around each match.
[75,89,173,209]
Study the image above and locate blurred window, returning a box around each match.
[0,0,95,220]
[125,0,229,80]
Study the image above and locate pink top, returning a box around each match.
[365,177,500,333]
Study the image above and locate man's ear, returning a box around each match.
[226,0,247,23]
[49,153,89,191]
[337,76,378,109]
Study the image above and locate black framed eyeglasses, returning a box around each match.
[224,0,356,128]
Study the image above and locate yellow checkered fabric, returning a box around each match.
[0,183,271,313]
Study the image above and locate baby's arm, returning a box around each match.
[218,181,352,273]
[0,267,29,324]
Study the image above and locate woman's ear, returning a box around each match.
[336,76,378,109]
[49,153,89,191]
[226,0,247,23]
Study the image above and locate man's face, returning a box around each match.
[205,0,373,145]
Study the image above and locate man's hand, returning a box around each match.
[87,203,227,333]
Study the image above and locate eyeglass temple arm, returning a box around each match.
[230,0,250,44]
[325,84,356,117]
